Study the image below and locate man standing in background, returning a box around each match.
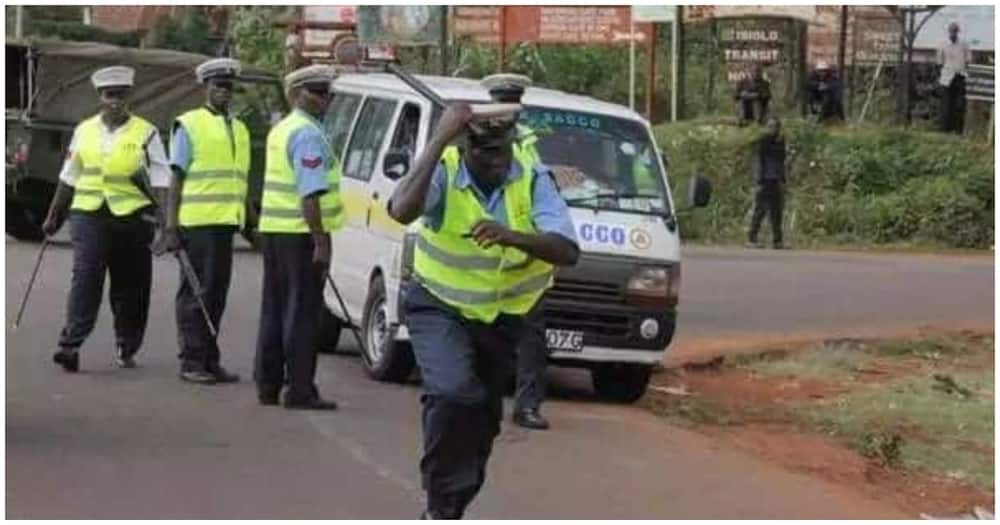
[938,22,971,134]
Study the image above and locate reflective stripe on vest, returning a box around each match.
[413,147,554,323]
[258,111,345,233]
[70,115,155,216]
[175,108,251,227]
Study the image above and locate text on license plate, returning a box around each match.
[546,329,584,352]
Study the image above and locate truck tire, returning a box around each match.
[6,203,45,242]
[360,275,414,383]
[316,303,343,354]
[591,364,652,403]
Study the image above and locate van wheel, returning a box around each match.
[317,304,343,354]
[6,203,44,242]
[361,275,414,382]
[591,364,652,403]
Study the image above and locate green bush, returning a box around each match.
[657,119,994,249]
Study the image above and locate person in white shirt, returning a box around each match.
[938,22,972,133]
[41,65,172,373]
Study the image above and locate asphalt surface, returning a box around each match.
[6,239,992,518]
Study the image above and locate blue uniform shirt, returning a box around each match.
[422,159,578,246]
[286,109,332,198]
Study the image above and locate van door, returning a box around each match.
[330,95,399,320]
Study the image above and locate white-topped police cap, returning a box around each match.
[284,64,337,91]
[196,58,241,83]
[481,73,532,94]
[91,65,135,90]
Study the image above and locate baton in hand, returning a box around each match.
[12,238,50,330]
[130,172,218,339]
[325,272,367,354]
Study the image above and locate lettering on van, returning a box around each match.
[578,222,626,246]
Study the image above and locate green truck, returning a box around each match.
[6,39,286,241]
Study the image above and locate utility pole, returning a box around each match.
[15,5,24,39]
[439,6,449,75]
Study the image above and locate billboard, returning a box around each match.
[357,6,444,46]
[914,6,995,52]
[451,6,653,46]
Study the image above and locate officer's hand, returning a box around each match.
[152,227,182,257]
[41,213,63,237]
[241,226,259,251]
[437,103,473,142]
[312,233,332,270]
[469,220,518,249]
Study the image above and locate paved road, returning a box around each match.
[7,240,991,518]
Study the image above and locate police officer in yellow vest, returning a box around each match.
[388,104,579,519]
[254,65,344,410]
[159,58,251,384]
[482,73,554,430]
[41,66,172,372]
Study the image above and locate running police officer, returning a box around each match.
[159,58,252,384]
[254,65,344,410]
[388,103,579,518]
[481,73,552,430]
[42,66,171,372]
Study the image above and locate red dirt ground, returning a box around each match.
[646,343,995,517]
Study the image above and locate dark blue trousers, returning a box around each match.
[253,233,324,401]
[402,282,523,519]
[514,299,548,414]
[175,226,236,370]
[58,206,153,354]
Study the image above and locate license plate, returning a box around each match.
[546,329,584,352]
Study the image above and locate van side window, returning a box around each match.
[342,97,397,182]
[389,103,421,158]
[324,92,362,162]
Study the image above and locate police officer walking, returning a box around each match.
[254,65,344,410]
[388,103,579,518]
[481,73,552,430]
[159,58,252,384]
[41,66,171,372]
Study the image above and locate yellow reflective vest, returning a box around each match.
[70,114,156,216]
[259,110,344,233]
[413,148,554,323]
[175,108,251,227]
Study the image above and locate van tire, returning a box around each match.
[317,304,343,354]
[6,202,45,242]
[361,275,414,382]
[591,364,652,403]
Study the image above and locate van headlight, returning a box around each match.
[625,264,680,307]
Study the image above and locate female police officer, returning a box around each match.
[388,103,579,519]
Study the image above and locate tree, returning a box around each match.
[884,5,942,126]
[229,6,287,74]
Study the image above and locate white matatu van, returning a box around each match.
[318,73,710,402]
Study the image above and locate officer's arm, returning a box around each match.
[506,231,579,267]
[164,124,191,232]
[388,104,472,224]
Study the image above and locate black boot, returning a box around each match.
[53,347,79,373]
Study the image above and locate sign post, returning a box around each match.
[631,6,677,121]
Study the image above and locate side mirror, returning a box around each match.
[382,148,411,180]
[688,175,712,208]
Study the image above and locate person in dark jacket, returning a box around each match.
[747,117,787,249]
[806,61,845,123]
[734,65,771,126]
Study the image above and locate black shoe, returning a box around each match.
[206,363,240,384]
[179,367,217,385]
[258,388,281,406]
[283,393,338,411]
[53,348,79,373]
[513,409,550,430]
[114,346,137,369]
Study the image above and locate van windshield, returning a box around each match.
[520,106,670,216]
